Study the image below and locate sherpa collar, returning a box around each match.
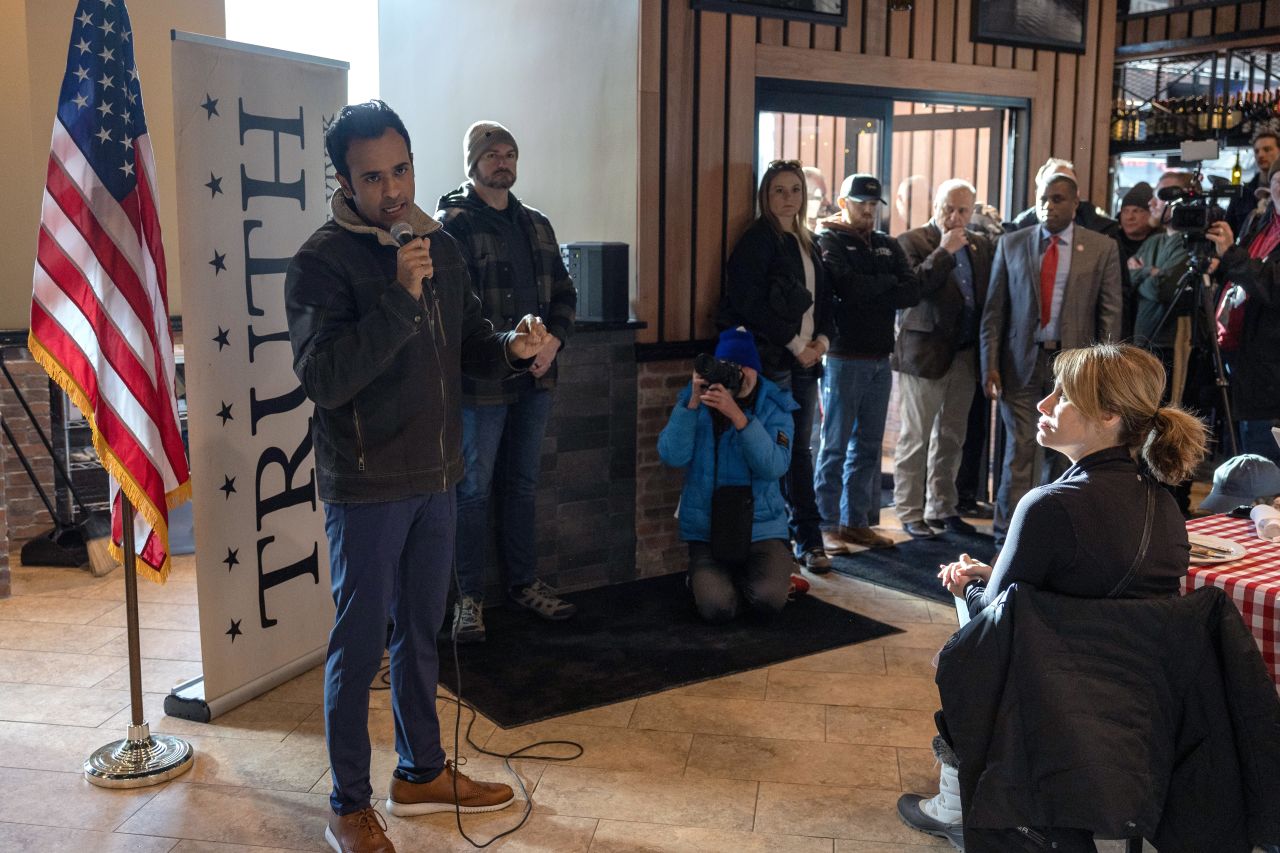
[330,191,440,248]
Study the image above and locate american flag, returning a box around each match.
[29,0,190,582]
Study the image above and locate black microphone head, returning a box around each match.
[389,221,414,246]
[1156,185,1187,202]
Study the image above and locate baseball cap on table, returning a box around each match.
[1199,453,1280,513]
[839,173,886,204]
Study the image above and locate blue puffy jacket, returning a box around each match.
[657,377,798,543]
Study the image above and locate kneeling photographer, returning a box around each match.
[658,328,799,623]
[1206,164,1280,466]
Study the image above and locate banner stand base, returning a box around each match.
[165,677,211,723]
[163,646,326,723]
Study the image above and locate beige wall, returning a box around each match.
[379,0,639,300]
[0,0,225,330]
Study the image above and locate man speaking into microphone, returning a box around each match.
[285,100,543,853]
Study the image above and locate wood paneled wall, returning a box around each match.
[637,0,1119,344]
[1118,1,1280,57]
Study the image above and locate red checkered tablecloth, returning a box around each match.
[1185,515,1280,687]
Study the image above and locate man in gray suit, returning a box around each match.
[981,173,1123,545]
[893,179,995,539]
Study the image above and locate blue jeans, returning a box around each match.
[815,356,892,530]
[323,492,454,815]
[456,386,553,600]
[769,365,823,556]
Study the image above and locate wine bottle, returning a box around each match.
[1232,150,1243,185]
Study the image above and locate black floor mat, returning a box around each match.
[436,571,901,728]
[830,529,998,604]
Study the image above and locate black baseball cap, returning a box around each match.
[840,173,886,204]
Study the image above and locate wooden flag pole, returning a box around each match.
[84,495,194,788]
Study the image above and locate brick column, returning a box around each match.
[634,359,691,577]
[0,349,56,544]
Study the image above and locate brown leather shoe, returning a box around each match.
[325,807,394,853]
[822,530,857,555]
[385,760,515,817]
[839,525,895,549]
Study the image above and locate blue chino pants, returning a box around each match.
[323,491,454,815]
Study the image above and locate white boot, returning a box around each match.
[897,748,964,850]
[918,762,963,825]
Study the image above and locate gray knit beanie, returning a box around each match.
[464,121,518,177]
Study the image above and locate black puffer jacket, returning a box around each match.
[718,218,834,375]
[937,584,1280,853]
[816,225,920,357]
[285,193,521,502]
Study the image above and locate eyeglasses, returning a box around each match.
[765,159,803,171]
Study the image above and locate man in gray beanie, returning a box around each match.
[437,121,578,643]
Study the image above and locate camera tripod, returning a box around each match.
[1148,258,1239,457]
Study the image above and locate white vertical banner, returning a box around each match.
[168,31,346,718]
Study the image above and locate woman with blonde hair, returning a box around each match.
[718,160,834,573]
[900,342,1209,849]
[943,342,1207,612]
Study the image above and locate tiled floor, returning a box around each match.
[0,526,1145,853]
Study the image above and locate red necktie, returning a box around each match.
[1039,235,1059,329]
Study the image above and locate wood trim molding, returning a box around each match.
[754,43,1040,99]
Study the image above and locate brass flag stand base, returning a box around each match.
[84,497,194,789]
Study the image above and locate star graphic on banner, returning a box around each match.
[126,90,137,106]
[75,37,91,55]
[200,93,219,119]
[223,547,240,571]
[220,475,237,499]
[72,93,89,111]
[98,45,114,63]
[119,160,134,178]
[96,101,113,118]
[226,619,242,642]
[97,72,113,90]
[76,10,93,27]
[103,0,116,7]
[209,249,227,274]
[94,126,112,145]
[122,29,132,43]
[118,133,132,149]
[213,327,230,350]
[128,64,139,82]
[205,173,223,197]
[97,18,115,37]
[121,110,132,126]
[216,401,233,424]
[73,65,89,83]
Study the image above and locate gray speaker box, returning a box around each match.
[561,241,629,322]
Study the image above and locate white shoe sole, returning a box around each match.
[323,825,342,853]
[385,794,515,817]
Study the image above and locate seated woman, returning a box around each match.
[658,328,798,623]
[899,342,1208,850]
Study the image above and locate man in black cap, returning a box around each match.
[815,174,920,553]
[1116,181,1155,340]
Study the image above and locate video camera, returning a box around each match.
[693,353,744,395]
[1157,140,1239,272]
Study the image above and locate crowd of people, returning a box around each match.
[284,98,1280,853]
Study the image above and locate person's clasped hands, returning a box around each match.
[937,552,993,598]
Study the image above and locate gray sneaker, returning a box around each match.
[451,596,485,644]
[508,579,577,621]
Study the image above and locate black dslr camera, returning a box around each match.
[694,353,744,394]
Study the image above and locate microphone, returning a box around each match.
[390,221,414,246]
